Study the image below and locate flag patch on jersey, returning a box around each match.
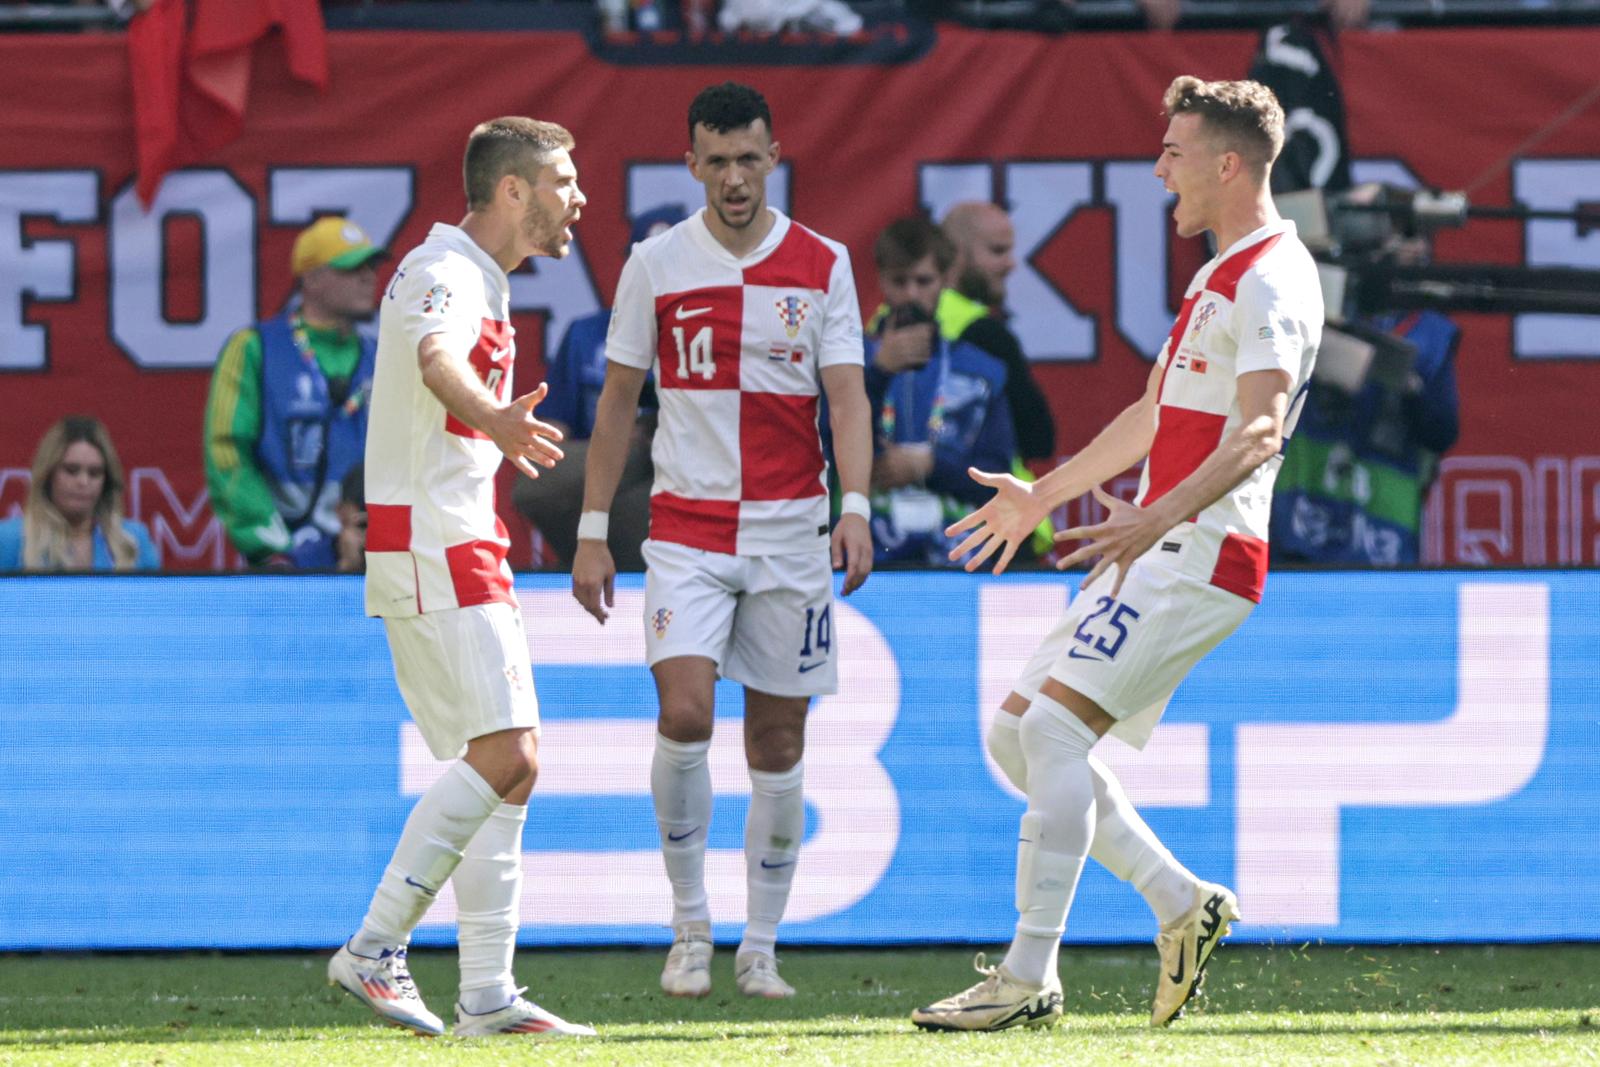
[422,284,451,314]
[652,607,673,638]
[768,343,805,363]
[774,295,810,339]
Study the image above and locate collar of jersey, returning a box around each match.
[1212,217,1297,264]
[687,207,792,267]
[428,222,508,281]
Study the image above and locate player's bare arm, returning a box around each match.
[417,334,565,480]
[947,359,1162,575]
[821,362,873,596]
[1056,366,1291,596]
[571,361,650,624]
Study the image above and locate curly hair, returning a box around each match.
[687,82,773,145]
[1163,76,1285,168]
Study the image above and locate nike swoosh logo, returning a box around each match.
[403,875,437,897]
[797,661,826,673]
[1168,944,1187,985]
[667,826,699,842]
[1067,646,1104,661]
[760,859,796,869]
[675,306,713,320]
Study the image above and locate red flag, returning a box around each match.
[129,0,328,207]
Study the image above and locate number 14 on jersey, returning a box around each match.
[672,325,714,381]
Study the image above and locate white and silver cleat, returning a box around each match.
[660,922,713,998]
[911,952,1062,1032]
[453,988,596,1038]
[1151,881,1240,1026]
[735,952,796,999]
[327,941,444,1037]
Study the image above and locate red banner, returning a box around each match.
[2,27,1597,566]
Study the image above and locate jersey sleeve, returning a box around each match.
[605,250,657,371]
[818,247,865,368]
[1232,267,1315,379]
[399,255,483,359]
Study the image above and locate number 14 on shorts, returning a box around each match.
[1070,596,1141,662]
[798,605,832,673]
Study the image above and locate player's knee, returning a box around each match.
[657,700,714,744]
[746,724,804,772]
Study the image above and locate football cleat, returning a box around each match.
[911,953,1063,1032]
[660,922,714,997]
[735,952,796,999]
[1151,881,1240,1027]
[453,989,596,1038]
[327,941,444,1037]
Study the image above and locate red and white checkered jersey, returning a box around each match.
[364,223,517,618]
[606,209,863,555]
[1138,219,1322,603]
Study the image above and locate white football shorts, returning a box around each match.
[1012,542,1254,750]
[383,600,541,759]
[641,538,837,698]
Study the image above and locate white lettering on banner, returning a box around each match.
[128,468,232,569]
[110,171,257,369]
[1573,457,1600,564]
[268,167,414,258]
[0,171,97,371]
[1513,159,1600,359]
[399,589,900,928]
[1235,582,1549,926]
[976,584,1210,807]
[918,162,1096,362]
[1103,161,1177,359]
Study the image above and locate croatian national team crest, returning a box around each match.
[422,284,451,314]
[774,295,810,339]
[652,607,673,638]
[1190,300,1218,337]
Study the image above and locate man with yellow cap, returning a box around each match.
[204,216,387,567]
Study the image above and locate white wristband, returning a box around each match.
[840,491,870,521]
[576,511,610,541]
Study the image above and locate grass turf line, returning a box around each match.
[2,944,1597,1065]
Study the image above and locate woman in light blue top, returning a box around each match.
[0,415,159,571]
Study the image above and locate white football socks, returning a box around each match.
[1087,756,1198,926]
[1001,697,1096,989]
[652,732,713,929]
[454,801,527,1013]
[739,762,804,960]
[353,760,502,956]
[988,710,1200,928]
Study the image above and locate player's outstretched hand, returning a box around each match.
[944,468,1047,576]
[1053,485,1162,598]
[490,383,566,481]
[571,538,616,624]
[832,513,873,596]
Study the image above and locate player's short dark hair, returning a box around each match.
[687,82,773,145]
[874,217,955,274]
[463,117,576,212]
[1163,76,1285,168]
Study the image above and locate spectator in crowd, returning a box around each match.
[285,462,368,572]
[0,415,159,571]
[938,201,1056,462]
[862,217,1016,564]
[715,0,863,33]
[511,205,685,571]
[203,216,385,569]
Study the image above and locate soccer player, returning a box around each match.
[912,76,1323,1031]
[571,81,873,1000]
[327,117,595,1040]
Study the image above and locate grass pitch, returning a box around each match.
[3,944,1597,1065]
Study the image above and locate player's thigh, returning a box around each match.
[724,548,836,699]
[1046,562,1251,722]
[383,601,540,760]
[641,539,741,671]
